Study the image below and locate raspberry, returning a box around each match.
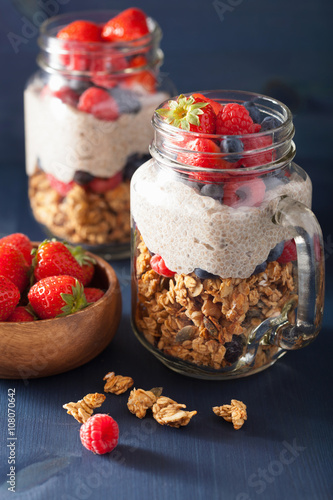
[87,171,123,194]
[216,103,254,135]
[47,174,75,197]
[150,254,175,278]
[277,240,297,264]
[223,178,266,208]
[80,414,119,455]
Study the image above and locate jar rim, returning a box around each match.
[151,90,295,174]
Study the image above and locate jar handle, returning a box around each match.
[266,195,325,349]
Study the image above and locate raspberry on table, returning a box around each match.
[80,414,119,455]
[216,103,254,135]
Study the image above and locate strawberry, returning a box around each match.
[57,20,102,42]
[0,275,20,321]
[91,54,128,89]
[102,8,149,42]
[150,255,175,278]
[0,243,29,292]
[156,94,216,133]
[47,174,75,197]
[87,171,123,194]
[0,233,32,266]
[223,178,266,208]
[192,93,223,116]
[41,85,79,107]
[277,240,297,264]
[28,276,88,320]
[6,306,35,322]
[123,70,157,93]
[32,240,85,283]
[129,55,148,68]
[84,288,104,303]
[78,87,119,121]
[66,244,96,286]
[177,138,228,183]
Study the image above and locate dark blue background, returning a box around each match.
[0,1,332,499]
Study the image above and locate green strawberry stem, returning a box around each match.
[65,243,96,267]
[58,280,88,317]
[156,94,208,131]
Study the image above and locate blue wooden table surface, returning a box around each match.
[0,0,332,499]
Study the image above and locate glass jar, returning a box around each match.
[24,10,174,259]
[131,90,325,379]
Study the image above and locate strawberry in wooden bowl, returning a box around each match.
[0,234,121,379]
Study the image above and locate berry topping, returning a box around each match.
[0,243,29,293]
[109,88,141,114]
[267,241,284,262]
[192,93,224,116]
[223,178,266,208]
[0,276,20,322]
[32,240,85,283]
[220,137,244,162]
[0,233,32,266]
[102,8,149,42]
[84,287,105,303]
[241,134,274,168]
[47,174,75,197]
[243,101,261,123]
[216,103,254,135]
[123,70,157,93]
[6,306,35,322]
[277,239,297,264]
[150,254,175,278]
[73,171,95,186]
[252,261,267,275]
[78,87,119,121]
[177,138,226,174]
[124,153,151,180]
[80,414,119,455]
[194,268,219,280]
[28,276,88,320]
[224,335,244,364]
[260,116,280,131]
[200,183,224,202]
[156,94,216,133]
[57,20,102,42]
[87,171,123,194]
[42,85,79,107]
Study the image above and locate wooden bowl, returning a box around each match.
[0,246,122,379]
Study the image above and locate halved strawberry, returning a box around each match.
[101,8,149,42]
[78,87,119,121]
[223,178,266,208]
[47,174,75,197]
[87,171,123,194]
[156,94,216,133]
[150,255,175,278]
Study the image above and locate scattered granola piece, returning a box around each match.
[152,396,197,428]
[63,393,106,423]
[103,372,134,395]
[127,387,163,419]
[213,399,247,430]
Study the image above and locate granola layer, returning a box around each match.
[134,236,297,372]
[29,170,130,245]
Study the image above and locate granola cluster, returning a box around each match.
[213,399,247,430]
[135,236,297,371]
[63,393,106,423]
[29,170,130,245]
[103,372,134,395]
[127,387,163,419]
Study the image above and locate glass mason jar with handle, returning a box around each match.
[24,10,174,259]
[131,90,325,379]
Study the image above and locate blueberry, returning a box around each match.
[252,261,267,275]
[194,268,219,279]
[224,335,244,364]
[109,88,141,114]
[200,183,224,201]
[244,101,261,123]
[260,116,280,131]
[74,170,95,185]
[124,153,151,180]
[220,138,244,163]
[180,178,201,190]
[267,241,284,262]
